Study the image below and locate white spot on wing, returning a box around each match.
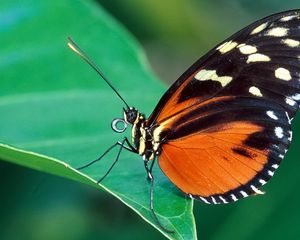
[282,38,300,48]
[291,93,300,101]
[199,197,211,204]
[231,194,238,202]
[195,69,232,87]
[219,196,228,204]
[275,127,284,139]
[286,97,296,106]
[238,44,257,54]
[240,191,248,198]
[266,27,288,37]
[275,67,292,81]
[272,164,279,169]
[251,185,265,195]
[266,110,278,120]
[247,53,271,63]
[288,130,293,141]
[280,15,297,22]
[217,41,238,54]
[211,196,217,204]
[251,22,268,35]
[249,86,263,97]
[279,154,284,159]
[268,170,274,176]
[259,179,267,185]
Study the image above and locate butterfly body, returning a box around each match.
[123,107,162,161]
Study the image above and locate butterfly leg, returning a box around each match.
[77,137,136,170]
[149,158,156,174]
[97,138,127,183]
[123,137,138,153]
[144,161,174,233]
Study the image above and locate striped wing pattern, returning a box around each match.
[147,10,300,204]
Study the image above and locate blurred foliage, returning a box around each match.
[1,0,300,240]
[98,0,300,82]
[0,161,164,240]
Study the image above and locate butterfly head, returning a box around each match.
[123,107,141,124]
[111,108,145,134]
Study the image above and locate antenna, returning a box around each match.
[67,37,130,109]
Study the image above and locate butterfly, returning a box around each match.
[68,9,300,231]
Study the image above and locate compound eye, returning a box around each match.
[125,109,138,124]
[111,118,128,133]
[128,112,136,123]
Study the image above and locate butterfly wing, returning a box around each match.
[158,97,291,203]
[147,10,300,204]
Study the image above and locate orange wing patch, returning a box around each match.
[158,122,268,198]
[156,96,235,125]
[155,75,195,122]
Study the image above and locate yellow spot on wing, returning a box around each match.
[238,44,257,54]
[282,38,300,48]
[275,67,292,81]
[280,15,297,22]
[250,22,268,35]
[246,53,271,63]
[195,69,232,87]
[217,41,238,54]
[249,86,263,97]
[266,27,288,37]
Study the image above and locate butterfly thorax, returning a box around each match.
[124,108,160,161]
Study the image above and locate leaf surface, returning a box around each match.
[0,1,196,239]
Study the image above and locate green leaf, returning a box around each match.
[0,0,196,239]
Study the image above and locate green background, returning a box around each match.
[1,1,300,240]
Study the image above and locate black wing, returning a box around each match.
[147,9,300,126]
